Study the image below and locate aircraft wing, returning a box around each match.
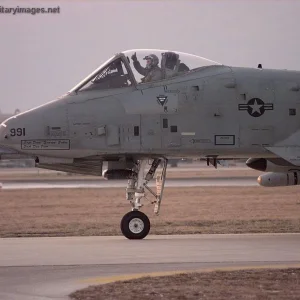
[265,146,300,166]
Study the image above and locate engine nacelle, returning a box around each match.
[102,169,137,180]
[257,171,300,187]
[246,158,295,173]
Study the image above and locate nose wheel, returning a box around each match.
[120,211,150,240]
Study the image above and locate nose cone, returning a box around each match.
[0,122,18,155]
[246,158,267,171]
[0,122,8,145]
[0,115,25,153]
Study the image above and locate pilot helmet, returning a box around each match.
[144,54,159,69]
[164,52,179,69]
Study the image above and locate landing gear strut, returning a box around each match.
[120,158,168,240]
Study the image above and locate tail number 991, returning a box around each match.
[10,128,26,137]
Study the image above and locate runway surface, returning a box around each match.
[1,177,257,189]
[0,234,299,300]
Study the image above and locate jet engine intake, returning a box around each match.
[257,171,300,187]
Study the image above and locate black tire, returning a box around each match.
[120,211,150,240]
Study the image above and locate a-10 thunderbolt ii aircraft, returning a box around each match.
[1,49,300,239]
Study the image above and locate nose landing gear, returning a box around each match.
[120,158,168,240]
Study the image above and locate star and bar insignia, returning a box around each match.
[238,98,273,117]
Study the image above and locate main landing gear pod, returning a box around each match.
[120,158,168,240]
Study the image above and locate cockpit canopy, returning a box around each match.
[70,49,221,92]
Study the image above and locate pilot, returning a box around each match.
[131,52,163,83]
[163,52,180,78]
[163,52,190,79]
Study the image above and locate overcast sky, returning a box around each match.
[0,0,300,113]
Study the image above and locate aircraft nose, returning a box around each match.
[0,122,14,155]
[0,123,8,145]
[0,119,23,155]
[0,116,19,145]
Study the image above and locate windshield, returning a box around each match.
[69,49,220,92]
[70,55,134,92]
[70,56,115,92]
[123,49,220,84]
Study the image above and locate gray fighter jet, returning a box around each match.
[1,49,300,239]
